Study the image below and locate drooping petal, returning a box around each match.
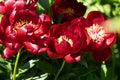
[64,54,81,63]
[2,47,17,58]
[24,42,39,53]
[24,42,46,54]
[5,42,22,50]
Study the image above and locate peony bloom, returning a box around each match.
[0,9,51,58]
[0,0,37,15]
[52,0,86,22]
[47,17,89,63]
[85,11,116,61]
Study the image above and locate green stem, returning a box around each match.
[54,61,65,80]
[47,0,53,18]
[12,49,21,80]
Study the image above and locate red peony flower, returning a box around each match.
[52,0,86,22]
[47,17,89,63]
[0,0,37,15]
[0,9,51,58]
[85,11,117,61]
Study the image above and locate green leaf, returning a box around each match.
[17,59,39,76]
[80,59,88,68]
[0,58,12,72]
[87,73,99,80]
[36,61,54,73]
[38,0,54,10]
[58,73,76,80]
[25,73,48,80]
[36,2,46,14]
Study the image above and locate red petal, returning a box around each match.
[2,47,16,58]
[64,54,81,63]
[4,0,15,14]
[16,27,27,41]
[24,42,39,54]
[13,0,25,10]
[105,34,116,47]
[55,40,71,56]
[86,11,104,25]
[92,48,111,62]
[39,14,51,29]
[0,2,5,14]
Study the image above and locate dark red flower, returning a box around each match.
[85,11,117,61]
[0,9,51,58]
[86,11,116,50]
[47,17,89,63]
[52,0,86,22]
[0,0,37,15]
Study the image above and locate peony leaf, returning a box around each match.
[17,59,39,76]
[38,0,54,10]
[35,61,54,73]
[25,73,48,80]
[36,2,46,14]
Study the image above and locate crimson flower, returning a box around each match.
[47,17,89,63]
[0,0,37,15]
[0,9,51,58]
[52,0,86,22]
[85,11,116,61]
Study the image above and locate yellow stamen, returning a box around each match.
[14,20,29,29]
[57,35,73,47]
[63,8,74,16]
[86,24,106,43]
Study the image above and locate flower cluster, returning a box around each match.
[0,0,117,63]
[0,0,50,58]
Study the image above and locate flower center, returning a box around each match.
[63,8,74,16]
[57,35,73,47]
[14,20,29,30]
[86,24,107,44]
